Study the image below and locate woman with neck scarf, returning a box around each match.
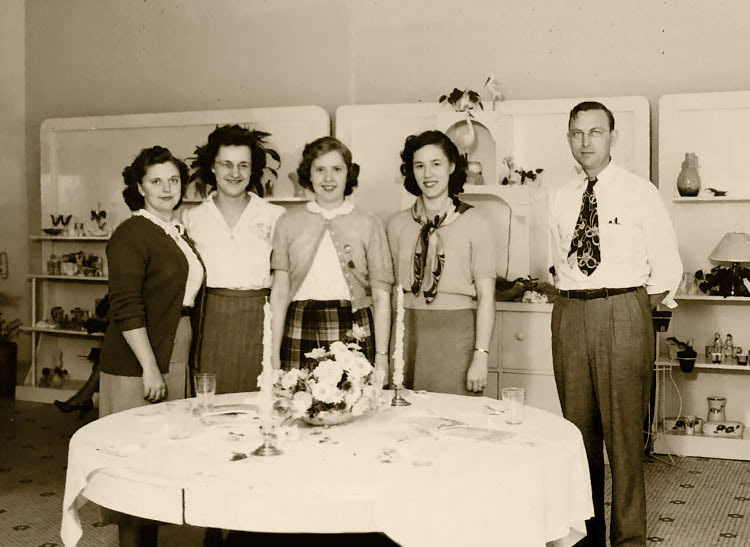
[387,130,496,395]
[270,137,393,382]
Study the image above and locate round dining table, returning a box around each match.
[62,390,593,546]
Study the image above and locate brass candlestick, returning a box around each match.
[252,424,282,456]
[391,384,411,407]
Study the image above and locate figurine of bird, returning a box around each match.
[484,73,504,110]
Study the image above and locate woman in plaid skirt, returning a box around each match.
[270,137,393,381]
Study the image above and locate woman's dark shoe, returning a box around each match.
[54,399,93,418]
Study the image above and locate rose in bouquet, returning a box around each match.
[274,326,383,424]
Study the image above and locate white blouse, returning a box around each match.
[293,199,353,301]
[132,209,203,307]
[182,193,285,290]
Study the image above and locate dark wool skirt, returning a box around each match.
[280,299,375,370]
[199,288,269,394]
[402,308,476,396]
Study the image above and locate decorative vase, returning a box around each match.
[676,153,702,197]
[707,396,727,422]
[302,409,355,426]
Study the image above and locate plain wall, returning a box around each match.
[13,0,750,367]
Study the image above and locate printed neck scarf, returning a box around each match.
[410,196,472,303]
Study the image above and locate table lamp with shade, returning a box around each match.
[708,231,750,296]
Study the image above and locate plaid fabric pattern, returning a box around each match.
[280,299,374,369]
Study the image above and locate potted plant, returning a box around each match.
[0,311,22,397]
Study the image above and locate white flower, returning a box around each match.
[304,347,328,360]
[311,382,345,404]
[313,360,345,387]
[329,341,350,359]
[350,323,367,341]
[280,368,304,390]
[291,391,313,418]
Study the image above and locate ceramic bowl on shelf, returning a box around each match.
[703,421,744,438]
[42,228,63,235]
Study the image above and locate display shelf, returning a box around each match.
[652,429,750,460]
[31,235,109,242]
[15,379,87,404]
[657,358,750,372]
[674,293,750,302]
[27,274,107,283]
[183,196,308,205]
[21,326,104,339]
[672,195,750,203]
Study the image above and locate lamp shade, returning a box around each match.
[709,232,750,263]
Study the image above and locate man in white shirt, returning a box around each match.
[548,101,682,547]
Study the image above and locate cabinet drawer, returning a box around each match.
[500,311,552,374]
[500,372,562,416]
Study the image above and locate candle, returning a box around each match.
[392,285,405,387]
[259,299,274,425]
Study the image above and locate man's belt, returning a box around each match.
[559,287,640,300]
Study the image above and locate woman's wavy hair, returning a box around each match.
[400,130,467,198]
[122,146,189,211]
[296,136,360,196]
[190,124,280,197]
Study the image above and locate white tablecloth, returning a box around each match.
[62,391,593,546]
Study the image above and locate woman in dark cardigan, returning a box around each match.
[99,146,206,547]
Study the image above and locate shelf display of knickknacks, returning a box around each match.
[654,90,750,460]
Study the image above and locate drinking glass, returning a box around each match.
[502,387,525,425]
[165,400,194,439]
[194,372,216,412]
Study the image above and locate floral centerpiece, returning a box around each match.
[273,326,382,426]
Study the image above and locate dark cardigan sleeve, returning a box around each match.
[106,219,149,332]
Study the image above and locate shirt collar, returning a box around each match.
[581,159,614,186]
[306,197,354,220]
[133,208,184,237]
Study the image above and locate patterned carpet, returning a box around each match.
[2,397,750,546]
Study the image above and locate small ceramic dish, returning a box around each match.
[703,421,744,438]
[42,228,64,235]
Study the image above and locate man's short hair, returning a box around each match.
[569,101,615,131]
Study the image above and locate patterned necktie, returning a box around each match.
[567,177,600,276]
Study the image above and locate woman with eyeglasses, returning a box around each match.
[387,130,496,395]
[182,125,285,395]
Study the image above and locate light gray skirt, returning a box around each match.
[99,317,191,417]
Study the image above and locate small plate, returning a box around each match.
[42,228,64,235]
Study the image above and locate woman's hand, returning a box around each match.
[374,352,390,387]
[466,351,489,393]
[142,366,167,402]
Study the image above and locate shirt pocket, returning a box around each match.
[600,216,642,262]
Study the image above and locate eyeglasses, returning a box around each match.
[567,128,610,142]
[214,160,251,173]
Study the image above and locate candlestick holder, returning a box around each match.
[252,423,282,456]
[391,384,411,406]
